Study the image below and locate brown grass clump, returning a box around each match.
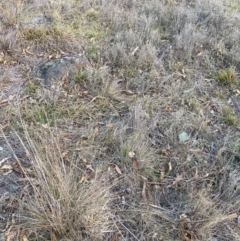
[14,127,112,240]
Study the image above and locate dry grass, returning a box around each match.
[1,0,240,240]
[6,126,113,241]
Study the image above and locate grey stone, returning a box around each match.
[35,55,89,86]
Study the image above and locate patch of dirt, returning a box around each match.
[0,137,28,237]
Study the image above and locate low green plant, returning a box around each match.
[85,8,99,20]
[222,107,237,126]
[22,26,62,41]
[25,79,39,94]
[224,113,237,126]
[74,69,87,83]
[188,99,201,111]
[21,102,79,126]
[215,67,238,86]
[87,45,100,63]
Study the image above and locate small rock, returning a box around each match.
[35,55,89,86]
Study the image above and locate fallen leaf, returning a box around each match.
[196,51,204,56]
[25,49,34,56]
[226,213,237,219]
[61,151,68,159]
[81,140,88,145]
[19,229,25,241]
[138,174,148,181]
[180,213,188,219]
[163,106,173,112]
[189,148,201,153]
[115,164,122,175]
[0,99,8,105]
[8,95,15,101]
[79,176,86,184]
[172,173,183,185]
[234,89,240,95]
[51,230,57,241]
[161,149,170,156]
[131,46,139,56]
[179,132,190,142]
[3,170,13,176]
[168,162,172,172]
[0,157,8,165]
[128,151,138,171]
[89,95,105,103]
[142,180,147,203]
[22,235,29,241]
[42,123,49,129]
[86,165,95,172]
[160,168,165,181]
[1,164,13,170]
[94,126,99,135]
[194,167,199,178]
[132,157,138,171]
[106,123,114,128]
[152,233,158,238]
[120,90,135,95]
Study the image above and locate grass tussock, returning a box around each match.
[16,127,112,240]
[215,67,238,86]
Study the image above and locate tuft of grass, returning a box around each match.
[87,45,100,63]
[74,69,87,83]
[21,102,83,126]
[0,0,23,27]
[22,26,62,41]
[15,127,112,240]
[85,8,100,20]
[24,79,40,94]
[222,106,237,126]
[214,67,238,86]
